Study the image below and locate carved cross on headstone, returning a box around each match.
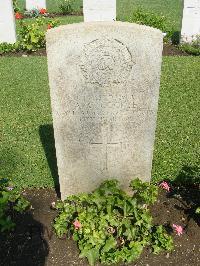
[90,124,122,171]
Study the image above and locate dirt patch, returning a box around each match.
[0,186,199,266]
[162,43,189,56]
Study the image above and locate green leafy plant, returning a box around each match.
[54,179,173,265]
[179,35,200,56]
[0,177,30,233]
[18,18,60,52]
[129,8,167,33]
[196,207,200,214]
[0,42,19,55]
[18,18,46,51]
[59,0,74,15]
[13,0,20,13]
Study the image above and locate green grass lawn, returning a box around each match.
[18,0,183,32]
[0,56,199,188]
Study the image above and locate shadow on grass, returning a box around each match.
[167,165,200,227]
[39,124,60,198]
[0,210,49,265]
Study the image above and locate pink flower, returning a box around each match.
[159,181,170,192]
[73,220,82,230]
[172,224,183,236]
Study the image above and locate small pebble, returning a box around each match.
[22,54,28,57]
[166,253,170,258]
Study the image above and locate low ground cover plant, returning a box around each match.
[179,35,200,56]
[59,0,75,15]
[18,18,59,51]
[54,179,173,265]
[129,8,167,33]
[13,0,20,13]
[0,43,19,55]
[0,177,30,233]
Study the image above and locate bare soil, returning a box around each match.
[0,185,199,266]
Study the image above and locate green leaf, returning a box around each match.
[102,236,116,253]
[79,247,100,266]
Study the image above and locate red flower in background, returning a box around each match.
[15,12,22,19]
[47,24,52,30]
[39,8,47,14]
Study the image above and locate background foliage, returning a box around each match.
[17,0,183,32]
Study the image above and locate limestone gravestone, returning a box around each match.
[181,0,200,42]
[0,0,16,44]
[26,0,46,10]
[83,0,116,22]
[46,22,163,199]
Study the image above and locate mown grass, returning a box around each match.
[0,56,199,188]
[18,0,183,31]
[153,57,200,182]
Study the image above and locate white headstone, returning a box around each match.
[83,0,116,22]
[181,0,200,42]
[46,22,163,200]
[26,0,46,10]
[0,0,16,44]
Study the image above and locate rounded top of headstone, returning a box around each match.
[46,21,163,44]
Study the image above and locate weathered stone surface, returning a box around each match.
[83,0,116,22]
[26,0,46,10]
[181,0,200,42]
[46,22,163,199]
[0,0,16,44]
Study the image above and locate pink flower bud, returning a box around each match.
[172,224,183,236]
[159,181,170,192]
[73,220,82,230]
